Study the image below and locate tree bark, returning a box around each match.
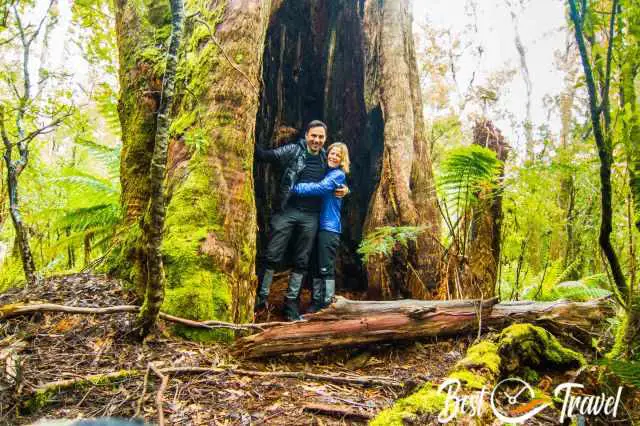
[114,0,269,327]
[568,0,627,301]
[460,120,509,299]
[362,0,442,300]
[233,296,612,358]
[136,0,184,337]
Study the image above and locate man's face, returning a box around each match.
[305,126,326,154]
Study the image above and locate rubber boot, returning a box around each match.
[305,277,325,314]
[283,272,304,321]
[323,279,335,308]
[254,268,274,311]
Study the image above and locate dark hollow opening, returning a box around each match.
[254,0,382,294]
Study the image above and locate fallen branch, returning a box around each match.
[0,302,285,331]
[149,364,169,426]
[303,403,373,420]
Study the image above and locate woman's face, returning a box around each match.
[327,148,342,168]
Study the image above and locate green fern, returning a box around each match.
[437,144,502,214]
[357,226,424,263]
[598,359,640,388]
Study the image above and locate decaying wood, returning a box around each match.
[303,403,373,420]
[234,296,613,358]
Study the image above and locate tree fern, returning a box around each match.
[437,144,503,215]
[358,226,425,263]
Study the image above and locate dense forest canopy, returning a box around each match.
[0,0,640,423]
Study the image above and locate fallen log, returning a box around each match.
[233,296,613,358]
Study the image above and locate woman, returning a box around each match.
[291,142,350,313]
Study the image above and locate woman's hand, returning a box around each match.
[334,184,349,198]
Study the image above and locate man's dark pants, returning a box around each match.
[263,207,319,300]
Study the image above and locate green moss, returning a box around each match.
[370,383,446,426]
[455,340,501,378]
[448,369,488,390]
[498,324,585,372]
[519,366,540,383]
[22,370,139,413]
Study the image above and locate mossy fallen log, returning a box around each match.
[371,324,584,425]
[234,296,612,358]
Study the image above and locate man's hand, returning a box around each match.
[334,185,349,199]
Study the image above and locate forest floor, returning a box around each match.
[0,273,466,425]
[0,274,637,425]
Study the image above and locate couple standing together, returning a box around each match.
[254,120,351,321]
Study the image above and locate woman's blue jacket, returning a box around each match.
[292,168,346,234]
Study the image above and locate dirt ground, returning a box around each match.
[1,274,638,425]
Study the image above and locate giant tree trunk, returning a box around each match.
[460,120,509,299]
[114,0,269,329]
[362,0,442,300]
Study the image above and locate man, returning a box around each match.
[254,120,347,320]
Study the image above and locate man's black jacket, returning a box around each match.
[256,138,327,211]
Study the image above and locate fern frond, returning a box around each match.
[437,145,503,214]
[598,359,640,388]
[358,226,424,263]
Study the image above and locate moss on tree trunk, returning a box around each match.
[114,0,269,334]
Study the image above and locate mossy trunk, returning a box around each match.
[115,0,269,330]
[460,120,509,299]
[136,0,185,337]
[612,35,640,360]
[362,0,441,299]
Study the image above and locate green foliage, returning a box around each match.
[437,145,502,211]
[357,226,424,263]
[598,359,640,388]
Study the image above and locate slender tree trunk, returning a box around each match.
[363,0,442,299]
[612,2,640,358]
[461,120,509,299]
[83,232,93,267]
[5,164,37,285]
[568,0,626,299]
[136,0,185,337]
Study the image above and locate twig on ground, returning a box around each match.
[160,367,404,388]
[149,364,169,426]
[0,302,283,332]
[302,403,373,420]
[135,365,151,418]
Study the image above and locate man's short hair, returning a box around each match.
[305,120,328,134]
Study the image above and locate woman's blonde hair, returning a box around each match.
[327,142,350,174]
